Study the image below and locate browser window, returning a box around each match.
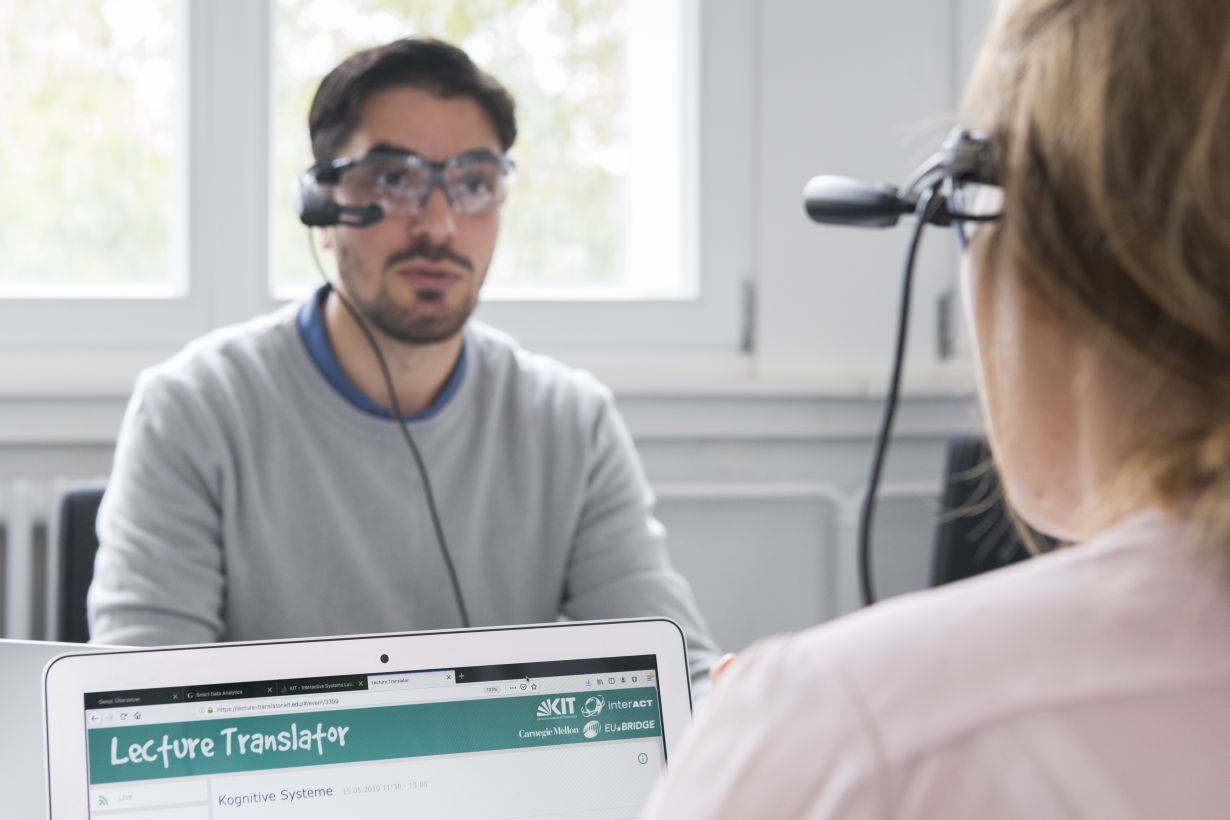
[81,656,665,819]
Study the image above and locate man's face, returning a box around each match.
[326,85,502,345]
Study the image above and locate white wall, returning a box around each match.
[753,0,997,386]
[0,1,995,650]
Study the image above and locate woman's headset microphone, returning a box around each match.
[803,129,1002,606]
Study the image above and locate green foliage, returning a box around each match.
[0,0,175,289]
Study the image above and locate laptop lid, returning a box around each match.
[45,619,691,819]
[1,640,112,820]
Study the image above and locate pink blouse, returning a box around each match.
[641,511,1230,819]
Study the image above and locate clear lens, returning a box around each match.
[335,154,506,216]
[952,182,1003,219]
[443,160,504,214]
[337,156,431,207]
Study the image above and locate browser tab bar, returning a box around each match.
[452,655,656,684]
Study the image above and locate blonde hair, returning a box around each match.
[964,0,1230,549]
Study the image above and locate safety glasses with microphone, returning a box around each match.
[802,128,1002,607]
[298,147,514,228]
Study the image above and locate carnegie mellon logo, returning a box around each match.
[535,697,576,719]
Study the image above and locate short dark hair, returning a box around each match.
[308,37,517,164]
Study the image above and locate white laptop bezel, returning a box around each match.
[44,618,691,819]
[3,640,115,820]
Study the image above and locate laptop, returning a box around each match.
[2,640,114,820]
[44,619,692,819]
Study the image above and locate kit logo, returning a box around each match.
[536,697,576,719]
[580,695,605,718]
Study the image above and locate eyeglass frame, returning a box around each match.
[905,128,1004,248]
[308,147,515,216]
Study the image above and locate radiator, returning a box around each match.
[0,479,92,640]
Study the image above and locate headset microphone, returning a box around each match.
[303,201,384,228]
[803,177,913,228]
[803,176,966,229]
[805,129,995,232]
[801,129,998,610]
[296,171,385,227]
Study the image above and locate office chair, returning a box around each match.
[55,483,106,643]
[931,437,1039,586]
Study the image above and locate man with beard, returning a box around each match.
[88,38,720,689]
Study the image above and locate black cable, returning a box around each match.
[857,184,946,607]
[307,232,473,628]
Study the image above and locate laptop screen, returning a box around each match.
[81,654,665,818]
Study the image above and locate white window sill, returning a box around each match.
[0,346,976,401]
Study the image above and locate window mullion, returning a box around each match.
[190,0,273,331]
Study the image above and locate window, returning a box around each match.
[0,0,745,380]
[0,0,182,295]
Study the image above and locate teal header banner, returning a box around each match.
[88,688,661,785]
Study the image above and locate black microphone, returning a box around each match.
[803,175,963,229]
[803,176,913,228]
[332,204,384,227]
[297,169,385,228]
[298,199,384,228]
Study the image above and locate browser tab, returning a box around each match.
[366,669,455,691]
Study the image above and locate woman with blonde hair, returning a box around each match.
[641,0,1230,816]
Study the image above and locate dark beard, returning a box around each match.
[336,239,478,345]
[352,283,476,345]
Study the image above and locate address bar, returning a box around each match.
[194,682,486,718]
[201,696,345,717]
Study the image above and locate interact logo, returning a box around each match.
[580,695,605,718]
[535,697,576,719]
[583,720,602,739]
[607,697,655,711]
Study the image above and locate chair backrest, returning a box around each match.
[56,483,106,643]
[930,437,1034,586]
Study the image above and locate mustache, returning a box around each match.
[384,237,474,273]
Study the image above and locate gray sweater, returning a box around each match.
[88,303,720,688]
